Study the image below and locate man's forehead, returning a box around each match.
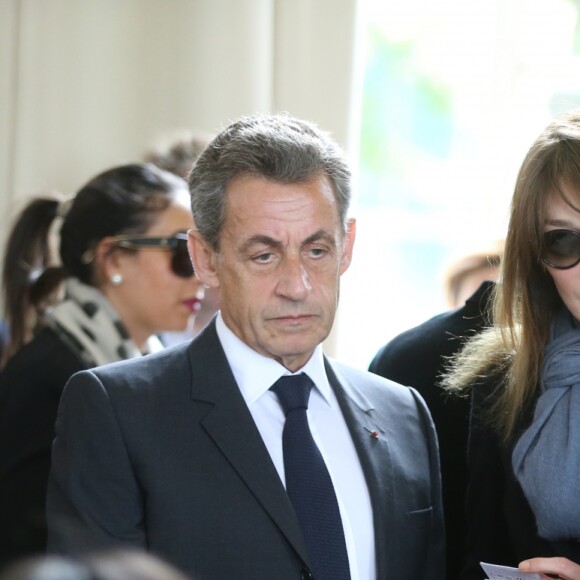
[219,173,343,236]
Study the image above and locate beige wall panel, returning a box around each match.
[10,0,274,205]
[0,1,19,237]
[274,0,360,151]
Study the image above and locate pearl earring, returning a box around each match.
[110,273,123,286]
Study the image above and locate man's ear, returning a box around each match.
[188,229,220,288]
[339,218,356,275]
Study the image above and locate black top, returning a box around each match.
[461,374,580,579]
[0,327,85,570]
[369,280,494,580]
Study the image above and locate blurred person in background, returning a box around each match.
[144,131,219,341]
[0,549,190,580]
[143,130,212,179]
[444,240,504,309]
[0,163,203,568]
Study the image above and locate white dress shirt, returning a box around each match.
[216,313,376,580]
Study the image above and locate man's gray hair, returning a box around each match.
[188,113,352,250]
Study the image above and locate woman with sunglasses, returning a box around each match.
[0,163,203,567]
[442,111,580,580]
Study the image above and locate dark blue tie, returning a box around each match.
[271,373,351,580]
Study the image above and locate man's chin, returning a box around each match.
[268,336,327,366]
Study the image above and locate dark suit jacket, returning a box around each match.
[47,321,445,580]
[369,281,494,580]
[0,327,85,569]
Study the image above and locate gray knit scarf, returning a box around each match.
[45,278,162,367]
[512,306,580,541]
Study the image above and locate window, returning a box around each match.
[336,0,580,368]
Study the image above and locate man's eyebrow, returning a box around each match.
[304,229,337,248]
[239,235,282,253]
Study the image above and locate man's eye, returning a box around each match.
[309,247,328,258]
[253,252,274,263]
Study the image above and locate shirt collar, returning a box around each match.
[215,312,334,407]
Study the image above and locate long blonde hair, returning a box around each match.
[443,110,580,440]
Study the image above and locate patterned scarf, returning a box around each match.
[45,278,163,367]
[512,306,580,540]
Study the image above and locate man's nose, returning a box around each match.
[276,256,311,300]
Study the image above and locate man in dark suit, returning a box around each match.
[369,280,495,580]
[47,113,445,580]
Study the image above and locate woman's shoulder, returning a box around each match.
[0,326,85,393]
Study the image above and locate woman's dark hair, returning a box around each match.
[1,163,186,363]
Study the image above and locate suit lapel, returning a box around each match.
[325,359,395,580]
[186,323,310,564]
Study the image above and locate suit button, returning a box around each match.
[301,568,313,580]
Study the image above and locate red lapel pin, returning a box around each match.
[364,427,379,440]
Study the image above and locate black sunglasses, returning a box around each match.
[542,229,580,270]
[110,233,194,278]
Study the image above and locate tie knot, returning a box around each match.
[271,373,314,415]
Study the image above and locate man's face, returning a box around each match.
[191,173,355,372]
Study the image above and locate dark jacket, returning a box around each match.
[461,375,580,579]
[369,280,494,580]
[0,327,86,569]
[47,320,446,580]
